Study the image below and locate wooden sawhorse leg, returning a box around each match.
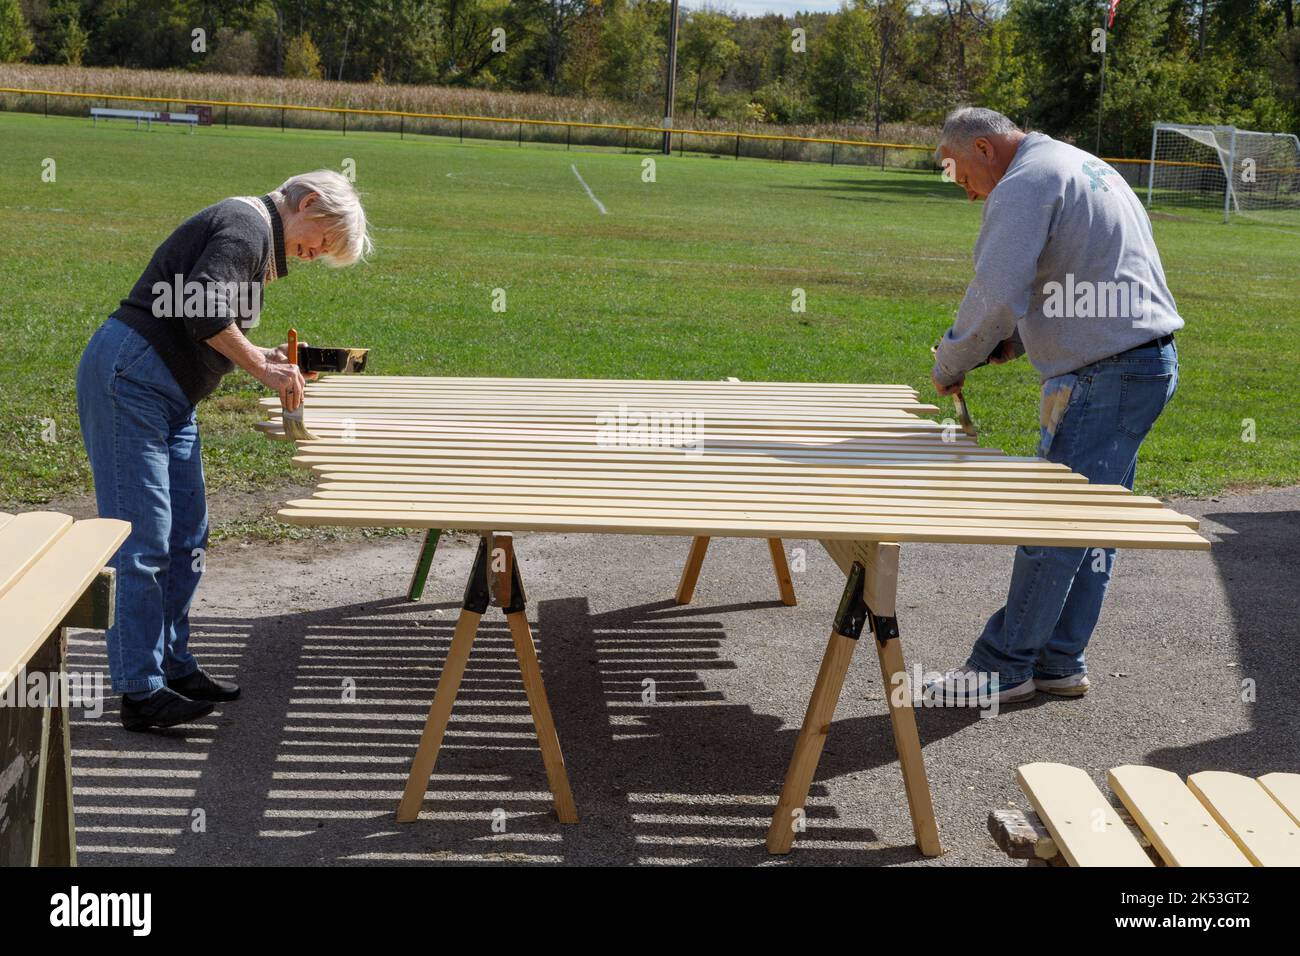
[397,532,577,824]
[406,528,442,601]
[766,542,941,857]
[675,536,797,606]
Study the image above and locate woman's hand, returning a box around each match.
[254,360,307,412]
[266,344,318,380]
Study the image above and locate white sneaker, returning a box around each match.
[922,666,1036,706]
[1034,673,1090,697]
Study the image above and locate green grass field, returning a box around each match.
[1,110,1296,513]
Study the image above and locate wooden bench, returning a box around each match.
[0,511,129,867]
[90,107,199,132]
[991,762,1300,866]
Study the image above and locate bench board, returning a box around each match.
[1016,762,1154,867]
[1188,771,1300,866]
[1108,765,1250,866]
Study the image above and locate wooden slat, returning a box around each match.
[306,489,1198,526]
[305,459,1091,483]
[0,512,74,600]
[307,372,919,388]
[288,437,1011,460]
[278,505,1210,549]
[1107,766,1250,867]
[1258,773,1300,826]
[282,497,1202,536]
[292,448,1072,471]
[0,518,130,679]
[1188,771,1300,866]
[1016,763,1153,867]
[316,476,1173,507]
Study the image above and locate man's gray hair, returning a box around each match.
[276,170,373,267]
[935,107,1022,161]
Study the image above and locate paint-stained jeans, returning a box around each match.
[966,338,1179,684]
[76,318,206,695]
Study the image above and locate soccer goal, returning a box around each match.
[1147,123,1300,223]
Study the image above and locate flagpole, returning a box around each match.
[1095,4,1109,154]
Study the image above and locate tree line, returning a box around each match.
[3,1,1298,154]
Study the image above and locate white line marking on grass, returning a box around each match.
[571,164,608,215]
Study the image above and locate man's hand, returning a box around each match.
[986,337,1021,365]
[253,361,307,412]
[932,368,965,396]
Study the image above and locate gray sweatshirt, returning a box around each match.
[933,132,1183,386]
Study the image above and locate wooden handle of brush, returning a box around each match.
[287,328,299,367]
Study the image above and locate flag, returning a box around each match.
[1107,0,1121,28]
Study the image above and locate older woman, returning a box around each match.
[76,170,372,731]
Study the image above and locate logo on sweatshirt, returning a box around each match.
[1042,273,1149,322]
[1081,159,1121,192]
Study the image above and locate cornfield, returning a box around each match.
[0,63,940,168]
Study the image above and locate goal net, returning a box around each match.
[1147,123,1300,224]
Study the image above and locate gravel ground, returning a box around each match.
[65,486,1299,866]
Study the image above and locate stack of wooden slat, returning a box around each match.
[1006,763,1300,866]
[258,376,1209,550]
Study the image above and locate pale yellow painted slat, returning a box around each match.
[306,489,1199,526]
[308,376,918,389]
[303,383,921,398]
[0,511,75,601]
[299,385,924,400]
[316,478,1176,509]
[277,505,1211,549]
[1016,763,1154,867]
[1107,766,1251,867]
[281,496,1203,535]
[1258,774,1300,826]
[264,416,951,433]
[303,459,1093,483]
[1188,771,1300,866]
[312,467,1127,495]
[289,447,1057,469]
[263,424,960,443]
[266,410,945,425]
[290,439,1009,461]
[296,374,915,387]
[0,518,130,679]
[264,390,931,404]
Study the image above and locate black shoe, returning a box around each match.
[166,668,241,702]
[121,687,214,732]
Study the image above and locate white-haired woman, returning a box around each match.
[76,171,372,731]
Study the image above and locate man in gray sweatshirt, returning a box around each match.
[927,107,1184,705]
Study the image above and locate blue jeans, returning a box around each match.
[966,339,1179,685]
[76,318,206,695]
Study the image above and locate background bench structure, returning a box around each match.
[993,762,1300,866]
[89,107,199,131]
[0,512,128,867]
[259,374,1209,857]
